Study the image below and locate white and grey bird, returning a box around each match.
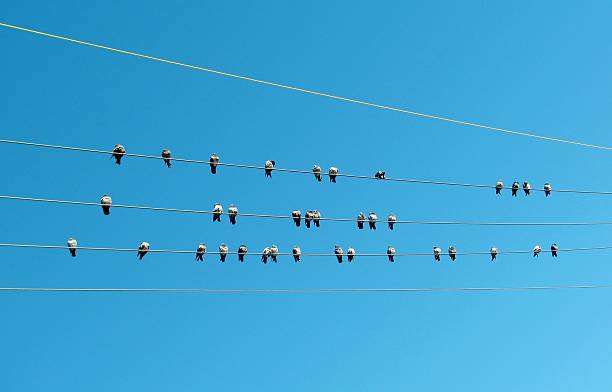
[368,212,377,230]
[387,246,396,262]
[334,245,343,263]
[347,247,356,262]
[544,183,552,197]
[312,165,322,182]
[137,242,150,260]
[195,243,206,261]
[292,246,301,262]
[357,212,365,230]
[387,214,397,230]
[261,247,272,264]
[238,245,248,262]
[212,203,223,223]
[495,180,504,195]
[375,171,386,180]
[448,246,457,262]
[161,149,172,168]
[533,245,541,257]
[219,243,229,262]
[433,246,442,262]
[551,243,559,257]
[292,210,302,227]
[312,210,321,227]
[209,153,220,174]
[228,204,238,225]
[511,181,520,197]
[490,246,498,261]
[100,195,112,215]
[328,166,339,183]
[305,210,314,228]
[112,144,126,165]
[523,181,531,196]
[264,160,276,178]
[270,245,279,263]
[67,237,77,257]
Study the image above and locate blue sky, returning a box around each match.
[2,0,612,390]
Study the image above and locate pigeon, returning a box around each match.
[490,246,498,261]
[448,246,457,262]
[551,243,558,257]
[387,214,397,230]
[387,246,396,262]
[533,245,541,257]
[265,160,276,178]
[112,144,126,165]
[523,181,531,196]
[511,181,520,197]
[305,210,313,228]
[495,181,504,195]
[209,153,220,174]
[137,242,150,260]
[228,204,238,225]
[195,243,206,261]
[292,210,301,227]
[312,165,322,182]
[347,247,356,262]
[219,243,229,262]
[261,247,271,264]
[238,245,248,262]
[67,238,77,257]
[328,167,339,183]
[212,203,223,223]
[270,245,279,263]
[100,195,112,215]
[368,212,377,230]
[312,210,321,228]
[292,246,301,262]
[375,171,386,180]
[544,183,552,197]
[357,212,365,230]
[161,149,172,168]
[433,246,442,262]
[334,245,343,263]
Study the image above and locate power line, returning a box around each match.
[2,194,612,227]
[1,139,611,195]
[0,22,610,151]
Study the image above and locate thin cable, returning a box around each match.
[2,194,612,226]
[1,22,610,151]
[1,139,611,195]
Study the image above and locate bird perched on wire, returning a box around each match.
[100,195,112,215]
[334,245,343,263]
[551,243,559,257]
[238,245,248,262]
[356,212,365,230]
[67,238,77,258]
[305,210,314,228]
[219,243,228,262]
[112,144,125,165]
[328,167,339,183]
[228,204,238,225]
[490,246,498,261]
[261,247,271,264]
[433,246,442,262]
[533,245,541,257]
[368,212,377,230]
[264,160,276,178]
[312,165,322,182]
[495,181,504,195]
[312,210,321,227]
[292,210,301,227]
[448,246,457,262]
[292,246,301,262]
[387,246,396,262]
[161,149,172,168]
[544,183,552,197]
[523,181,531,196]
[137,242,150,260]
[387,214,397,230]
[511,181,520,197]
[212,203,223,223]
[347,247,356,262]
[209,153,220,174]
[270,245,279,263]
[375,171,386,180]
[195,243,206,261]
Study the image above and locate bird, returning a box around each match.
[304,210,313,228]
[312,210,321,227]
[375,171,386,180]
[238,245,248,262]
[270,245,279,263]
[495,180,504,195]
[533,245,541,257]
[328,166,339,183]
[264,160,276,178]
[261,247,271,264]
[448,246,457,262]
[523,181,531,196]
[357,212,365,230]
[292,246,301,262]
[228,204,238,225]
[209,153,220,174]
[347,247,356,262]
[219,243,228,262]
[511,181,520,197]
[312,165,322,182]
[387,246,396,262]
[544,183,552,197]
[334,245,343,263]
[67,237,77,257]
[368,212,377,230]
[292,210,301,227]
[433,246,442,262]
[112,144,125,165]
[551,243,559,257]
[490,246,498,261]
[387,214,397,230]
[212,203,223,222]
[195,243,206,261]
[100,195,112,215]
[161,149,172,168]
[137,242,150,260]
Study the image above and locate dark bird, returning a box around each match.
[312,210,321,227]
[292,246,301,262]
[347,247,355,262]
[328,166,339,183]
[112,144,125,165]
[312,165,322,182]
[387,214,397,230]
[551,243,559,257]
[161,149,172,168]
[495,181,504,195]
[212,203,223,223]
[523,181,531,196]
[368,212,377,230]
[433,246,442,262]
[219,243,228,262]
[544,183,552,197]
[67,238,77,257]
[490,246,498,261]
[375,171,386,180]
[357,212,365,230]
[387,246,396,262]
[292,210,301,227]
[209,153,219,174]
[448,246,457,262]
[511,181,520,197]
[334,245,343,263]
[261,247,271,264]
[195,243,206,261]
[533,245,541,257]
[137,242,150,260]
[238,245,248,262]
[305,210,313,228]
[270,245,279,263]
[265,160,276,178]
[100,195,112,215]
[228,204,238,225]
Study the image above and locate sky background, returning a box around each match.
[1,0,612,390]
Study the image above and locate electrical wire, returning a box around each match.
[1,139,611,195]
[1,22,610,151]
[2,194,612,227]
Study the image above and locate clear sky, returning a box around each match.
[1,1,612,390]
